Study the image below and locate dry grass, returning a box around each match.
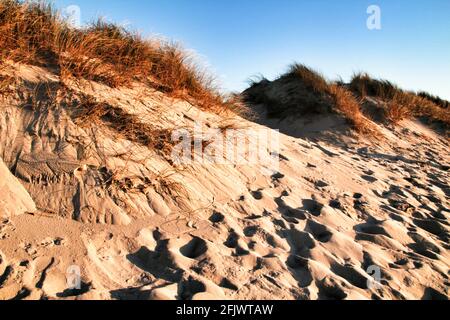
[250,64,335,117]
[417,91,449,110]
[70,93,174,161]
[0,73,16,98]
[0,0,57,64]
[411,95,450,125]
[328,84,375,134]
[280,64,365,119]
[385,93,412,124]
[350,73,399,100]
[283,63,329,93]
[350,73,449,125]
[243,63,374,134]
[0,0,224,111]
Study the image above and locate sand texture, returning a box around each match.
[0,63,449,300]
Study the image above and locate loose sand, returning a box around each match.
[0,63,448,300]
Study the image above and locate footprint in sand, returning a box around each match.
[250,189,264,200]
[282,208,307,224]
[329,199,342,210]
[282,227,316,258]
[219,278,239,291]
[19,237,67,260]
[1,255,63,300]
[286,255,313,288]
[178,276,207,300]
[412,219,449,241]
[243,226,259,238]
[127,244,183,284]
[316,276,348,300]
[224,230,239,249]
[274,193,307,223]
[270,172,285,185]
[0,219,15,240]
[209,211,225,224]
[224,230,249,256]
[355,217,392,238]
[301,199,324,217]
[21,243,38,258]
[361,174,378,183]
[353,193,364,200]
[407,232,442,260]
[305,220,333,243]
[179,237,208,260]
[353,193,370,217]
[40,237,67,248]
[390,199,416,213]
[330,263,370,290]
[0,262,35,300]
[316,180,329,188]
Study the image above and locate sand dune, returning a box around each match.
[0,62,448,300]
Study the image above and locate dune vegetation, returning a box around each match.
[417,91,449,110]
[0,0,225,111]
[243,63,375,134]
[243,63,449,134]
[1,0,448,135]
[350,73,449,126]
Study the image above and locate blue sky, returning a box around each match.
[53,0,450,99]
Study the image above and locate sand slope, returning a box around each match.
[0,157,36,219]
[0,63,449,300]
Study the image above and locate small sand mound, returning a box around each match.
[0,157,36,218]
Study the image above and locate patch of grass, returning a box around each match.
[350,73,449,125]
[71,93,174,161]
[0,73,16,98]
[0,0,58,64]
[243,63,374,134]
[385,95,412,124]
[328,84,375,134]
[242,75,271,107]
[350,73,400,100]
[283,63,329,93]
[417,91,449,109]
[245,64,335,117]
[0,0,225,111]
[410,94,450,126]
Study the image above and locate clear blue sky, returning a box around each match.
[53,0,450,99]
